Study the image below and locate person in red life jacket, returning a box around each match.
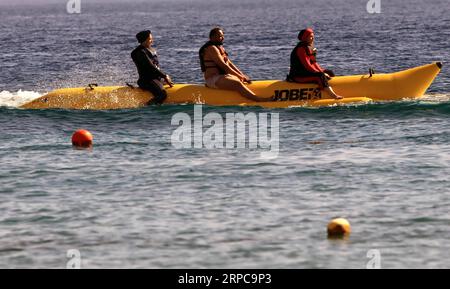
[287,28,343,99]
[199,27,266,102]
[131,30,173,105]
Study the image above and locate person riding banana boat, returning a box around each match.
[287,28,343,100]
[131,30,174,105]
[199,27,267,102]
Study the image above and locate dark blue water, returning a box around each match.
[0,0,449,268]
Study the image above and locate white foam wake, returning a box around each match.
[0,90,43,108]
[421,93,450,102]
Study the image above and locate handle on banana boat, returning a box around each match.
[126,82,136,89]
[87,83,98,90]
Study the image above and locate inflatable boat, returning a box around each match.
[21,62,442,110]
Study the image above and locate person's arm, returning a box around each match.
[297,47,321,73]
[314,62,325,73]
[206,46,242,78]
[135,50,166,78]
[228,60,245,77]
[137,49,174,87]
[228,61,251,82]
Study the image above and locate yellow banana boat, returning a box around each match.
[21,62,442,110]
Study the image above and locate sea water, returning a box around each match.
[0,0,449,268]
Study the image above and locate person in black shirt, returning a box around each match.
[131,30,173,105]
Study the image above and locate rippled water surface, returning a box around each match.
[0,0,449,268]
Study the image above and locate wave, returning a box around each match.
[1,89,449,115]
[280,94,450,118]
[417,93,450,103]
[0,90,43,108]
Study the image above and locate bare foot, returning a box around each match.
[325,87,343,100]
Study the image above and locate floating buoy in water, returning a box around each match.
[72,129,93,148]
[327,218,351,238]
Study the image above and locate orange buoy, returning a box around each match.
[72,129,93,148]
[327,218,351,238]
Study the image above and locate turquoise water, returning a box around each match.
[0,0,449,268]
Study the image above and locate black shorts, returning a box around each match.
[138,79,167,105]
[288,69,335,89]
[292,72,329,89]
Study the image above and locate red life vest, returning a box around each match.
[288,42,322,78]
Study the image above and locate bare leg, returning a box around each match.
[325,86,343,99]
[215,75,266,102]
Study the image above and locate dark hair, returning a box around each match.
[209,27,223,39]
[136,30,152,44]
